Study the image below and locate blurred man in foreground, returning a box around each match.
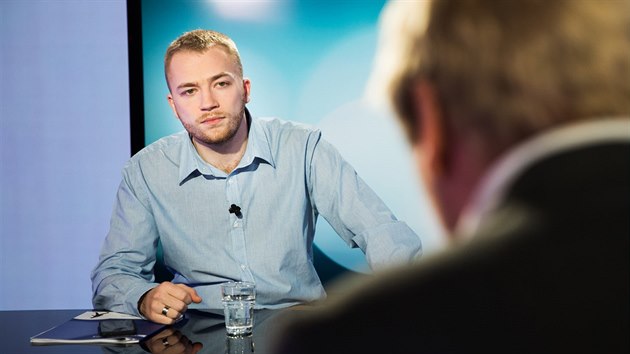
[271,0,629,352]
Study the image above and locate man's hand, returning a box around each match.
[139,282,202,324]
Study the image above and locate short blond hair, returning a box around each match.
[390,0,630,147]
[164,29,243,88]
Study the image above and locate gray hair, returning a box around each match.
[389,0,630,148]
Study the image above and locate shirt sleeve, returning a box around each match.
[306,131,423,270]
[90,163,159,316]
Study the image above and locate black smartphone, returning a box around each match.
[98,320,137,337]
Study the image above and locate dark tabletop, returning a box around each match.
[0,308,288,354]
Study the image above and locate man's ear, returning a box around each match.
[166,93,180,120]
[412,80,447,177]
[242,78,251,104]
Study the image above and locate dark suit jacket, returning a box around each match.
[271,142,629,354]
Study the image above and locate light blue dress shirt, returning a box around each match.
[91,113,422,315]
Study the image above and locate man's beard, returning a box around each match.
[186,105,246,147]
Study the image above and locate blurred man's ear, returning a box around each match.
[412,81,447,178]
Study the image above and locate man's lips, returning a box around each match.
[200,116,224,124]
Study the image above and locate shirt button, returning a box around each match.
[240,264,247,270]
[227,178,234,185]
[233,221,240,228]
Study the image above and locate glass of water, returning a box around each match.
[221,281,256,336]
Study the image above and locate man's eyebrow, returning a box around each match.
[175,72,234,90]
[176,82,198,90]
[209,72,235,82]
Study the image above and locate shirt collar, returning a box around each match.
[455,117,630,240]
[241,109,276,170]
[178,108,275,183]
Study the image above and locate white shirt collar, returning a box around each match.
[455,117,630,240]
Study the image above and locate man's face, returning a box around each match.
[166,47,251,147]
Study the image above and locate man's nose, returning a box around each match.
[200,90,218,111]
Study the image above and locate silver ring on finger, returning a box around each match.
[161,305,170,317]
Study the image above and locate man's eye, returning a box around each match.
[180,88,196,96]
[216,81,230,88]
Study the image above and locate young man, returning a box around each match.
[271,0,629,352]
[91,30,422,324]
